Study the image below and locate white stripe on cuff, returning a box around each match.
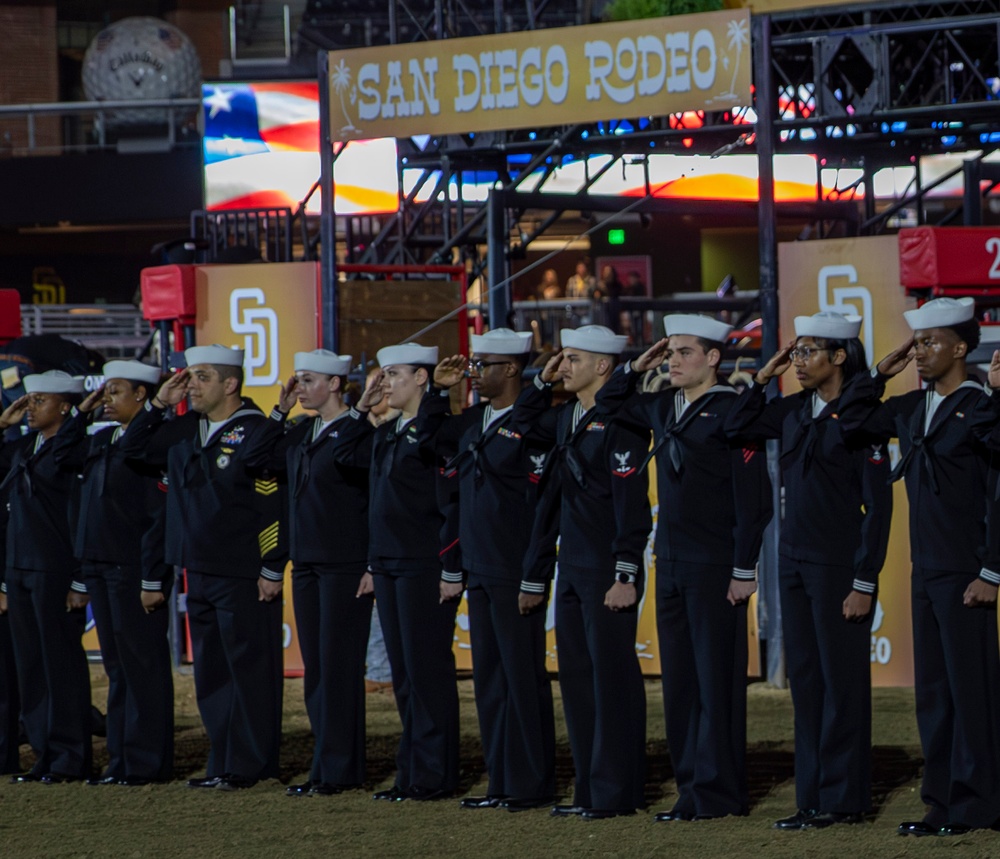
[441,570,464,583]
[260,568,284,582]
[615,560,639,574]
[520,581,546,594]
[70,581,88,593]
[269,408,286,421]
[732,567,756,581]
[533,375,550,391]
[979,568,1000,586]
[141,580,163,591]
[853,579,877,594]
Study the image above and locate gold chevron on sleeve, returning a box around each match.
[258,521,280,556]
[255,478,278,496]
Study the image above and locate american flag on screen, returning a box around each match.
[202,82,399,215]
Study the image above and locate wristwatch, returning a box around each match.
[616,571,636,585]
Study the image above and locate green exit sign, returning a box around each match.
[607,228,626,245]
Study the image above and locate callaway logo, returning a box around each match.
[613,450,636,478]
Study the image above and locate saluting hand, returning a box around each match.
[155,369,190,408]
[632,338,670,373]
[434,355,466,390]
[357,370,385,413]
[78,386,105,414]
[988,350,1000,390]
[0,394,29,430]
[755,340,797,385]
[876,338,916,379]
[278,374,298,414]
[540,350,564,384]
[963,578,998,608]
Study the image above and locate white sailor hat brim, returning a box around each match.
[794,312,863,340]
[560,325,628,355]
[377,342,439,367]
[903,297,975,331]
[102,361,161,385]
[294,349,352,376]
[23,370,85,395]
[470,328,532,355]
[184,344,245,367]
[663,314,734,343]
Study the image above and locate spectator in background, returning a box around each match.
[624,271,646,297]
[536,269,563,301]
[565,261,596,300]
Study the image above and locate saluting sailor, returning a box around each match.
[242,349,375,798]
[73,360,174,787]
[430,329,557,812]
[595,315,772,823]
[0,371,92,784]
[118,345,287,791]
[849,298,1000,836]
[520,325,651,821]
[359,342,461,802]
[726,312,892,830]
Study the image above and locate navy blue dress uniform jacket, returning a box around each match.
[725,379,892,593]
[119,399,288,578]
[70,417,169,587]
[1,418,88,578]
[521,390,651,591]
[434,381,552,584]
[368,389,461,576]
[594,368,771,579]
[844,375,999,576]
[243,407,373,567]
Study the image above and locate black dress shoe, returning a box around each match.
[773,809,819,830]
[120,776,155,787]
[187,775,224,789]
[501,797,555,812]
[582,809,636,820]
[87,775,120,786]
[406,785,452,802]
[460,795,507,809]
[9,772,41,784]
[897,820,938,837]
[802,812,866,829]
[216,774,256,791]
[550,804,587,817]
[654,810,696,822]
[286,780,315,796]
[373,785,406,801]
[40,772,84,784]
[938,822,974,836]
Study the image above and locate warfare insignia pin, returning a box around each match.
[216,453,231,469]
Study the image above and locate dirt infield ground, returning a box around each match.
[0,669,996,858]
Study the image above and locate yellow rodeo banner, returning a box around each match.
[326,9,751,141]
[778,236,917,687]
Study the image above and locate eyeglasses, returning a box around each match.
[789,346,831,362]
[466,359,510,376]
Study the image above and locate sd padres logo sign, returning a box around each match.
[230,287,279,386]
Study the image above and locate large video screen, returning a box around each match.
[202,81,399,215]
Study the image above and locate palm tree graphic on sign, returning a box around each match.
[727,18,749,97]
[332,58,357,135]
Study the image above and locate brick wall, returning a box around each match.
[0,4,59,155]
[167,9,229,79]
